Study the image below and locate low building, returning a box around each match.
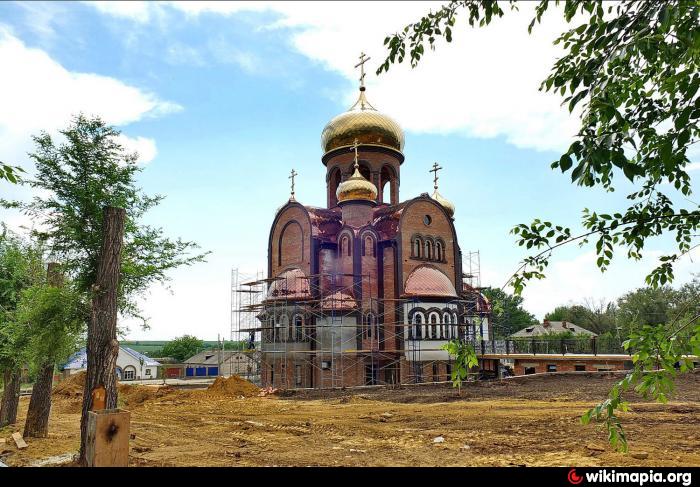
[61,346,161,381]
[509,320,597,339]
[178,350,257,379]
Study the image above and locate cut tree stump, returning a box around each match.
[85,409,130,467]
[11,432,27,449]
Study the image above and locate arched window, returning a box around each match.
[413,237,422,258]
[293,314,304,342]
[443,312,452,340]
[364,313,376,339]
[436,240,444,262]
[428,312,439,339]
[362,236,375,257]
[425,240,433,261]
[452,312,459,340]
[279,314,289,342]
[340,235,351,257]
[411,312,425,339]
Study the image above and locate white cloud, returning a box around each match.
[0,28,179,167]
[89,1,580,153]
[688,162,700,171]
[117,134,158,164]
[87,1,152,23]
[520,248,700,319]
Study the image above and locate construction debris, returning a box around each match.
[11,433,27,450]
[433,436,445,444]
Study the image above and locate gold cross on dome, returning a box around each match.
[354,52,371,89]
[289,168,298,199]
[351,138,360,170]
[430,162,443,190]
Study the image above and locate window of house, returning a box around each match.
[428,312,439,339]
[123,368,135,380]
[432,363,439,382]
[145,369,151,376]
[279,314,289,342]
[294,315,304,342]
[413,237,422,258]
[436,241,444,261]
[411,312,425,339]
[547,364,557,373]
[423,215,432,226]
[295,364,302,386]
[425,240,433,260]
[321,361,331,370]
[575,364,586,372]
[362,236,375,257]
[446,363,452,378]
[524,366,536,375]
[442,312,451,339]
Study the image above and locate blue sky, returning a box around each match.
[1,1,697,340]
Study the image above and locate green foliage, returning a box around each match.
[2,114,209,325]
[0,161,23,185]
[481,287,538,338]
[15,284,87,368]
[161,335,205,362]
[0,231,44,371]
[441,339,479,392]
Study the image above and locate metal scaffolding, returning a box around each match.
[230,260,491,390]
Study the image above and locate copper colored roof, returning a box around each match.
[320,290,357,310]
[267,268,311,300]
[306,206,342,242]
[372,202,407,240]
[404,265,458,298]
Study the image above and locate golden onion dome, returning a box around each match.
[431,189,455,217]
[337,164,378,204]
[321,89,404,154]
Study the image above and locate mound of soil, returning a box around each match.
[205,375,259,397]
[52,372,86,397]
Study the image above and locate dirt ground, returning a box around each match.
[1,371,699,467]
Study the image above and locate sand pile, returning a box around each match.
[205,375,259,397]
[52,372,86,397]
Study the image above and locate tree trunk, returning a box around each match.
[0,368,21,427]
[23,263,63,438]
[78,207,126,465]
[23,361,54,437]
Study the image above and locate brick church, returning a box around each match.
[259,67,492,389]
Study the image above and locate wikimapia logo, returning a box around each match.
[567,468,693,486]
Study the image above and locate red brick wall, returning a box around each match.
[513,359,627,375]
[270,205,312,278]
[325,148,402,207]
[400,200,458,291]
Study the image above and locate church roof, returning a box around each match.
[306,206,342,242]
[267,268,311,300]
[403,265,458,298]
[320,290,357,310]
[372,202,408,240]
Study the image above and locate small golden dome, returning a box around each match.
[321,89,404,154]
[337,165,378,204]
[432,189,455,217]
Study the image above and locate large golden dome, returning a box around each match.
[321,89,404,154]
[337,163,378,204]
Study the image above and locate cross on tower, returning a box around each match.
[289,168,298,200]
[354,52,371,89]
[430,162,443,190]
[351,138,360,170]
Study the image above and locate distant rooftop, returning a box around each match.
[509,320,597,338]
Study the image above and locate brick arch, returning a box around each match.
[278,220,304,268]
